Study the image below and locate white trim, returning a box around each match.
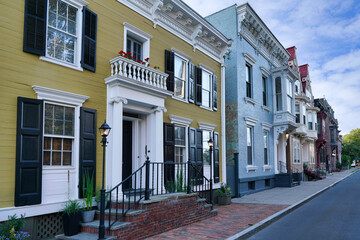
[262,105,271,112]
[260,66,271,77]
[221,64,226,184]
[262,122,272,131]
[245,116,258,127]
[32,86,89,105]
[200,64,214,74]
[244,97,256,105]
[123,22,152,61]
[263,165,273,171]
[198,122,216,131]
[246,165,258,172]
[171,48,191,60]
[62,0,88,8]
[169,115,192,127]
[40,56,84,72]
[173,53,189,101]
[243,52,256,65]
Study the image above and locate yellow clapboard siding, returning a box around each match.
[0,0,224,207]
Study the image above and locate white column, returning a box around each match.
[153,107,165,163]
[221,63,227,184]
[108,96,127,198]
[274,133,279,174]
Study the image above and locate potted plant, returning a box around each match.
[81,170,95,223]
[95,187,109,210]
[217,183,231,205]
[62,199,82,236]
[303,163,308,170]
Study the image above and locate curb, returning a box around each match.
[227,168,359,240]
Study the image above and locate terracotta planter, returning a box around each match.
[63,212,81,236]
[218,195,231,205]
[81,210,95,223]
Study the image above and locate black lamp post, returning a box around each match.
[208,137,214,210]
[98,121,111,240]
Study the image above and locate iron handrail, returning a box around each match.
[189,162,213,209]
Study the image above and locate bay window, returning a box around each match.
[286,79,293,113]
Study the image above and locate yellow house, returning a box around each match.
[0,0,231,233]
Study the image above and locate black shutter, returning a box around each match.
[195,66,202,105]
[79,107,97,198]
[23,0,47,55]
[188,62,195,103]
[164,123,175,185]
[213,132,220,183]
[195,128,203,184]
[165,50,175,92]
[213,75,218,111]
[15,97,43,206]
[81,7,97,72]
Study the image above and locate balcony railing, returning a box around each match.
[110,56,168,90]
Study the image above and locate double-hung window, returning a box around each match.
[174,126,186,163]
[126,37,142,61]
[264,131,268,165]
[246,64,252,98]
[310,144,315,164]
[247,127,253,165]
[262,76,267,106]
[275,77,282,111]
[202,130,211,165]
[308,113,313,130]
[293,140,300,163]
[174,56,187,99]
[43,103,74,166]
[295,104,300,123]
[286,79,293,113]
[201,69,212,109]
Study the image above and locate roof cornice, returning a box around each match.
[119,0,232,63]
[236,3,290,67]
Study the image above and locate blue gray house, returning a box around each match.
[207,4,297,196]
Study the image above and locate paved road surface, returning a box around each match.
[248,170,360,240]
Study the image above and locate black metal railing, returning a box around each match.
[101,158,213,229]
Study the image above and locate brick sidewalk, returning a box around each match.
[146,203,288,240]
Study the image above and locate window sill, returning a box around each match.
[244,97,256,105]
[172,95,189,103]
[246,165,258,173]
[40,56,83,72]
[200,105,213,111]
[262,105,271,112]
[43,166,76,170]
[263,165,272,171]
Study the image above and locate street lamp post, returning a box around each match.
[98,121,111,240]
[208,137,214,210]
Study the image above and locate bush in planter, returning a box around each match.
[217,183,231,205]
[82,170,95,223]
[62,200,82,236]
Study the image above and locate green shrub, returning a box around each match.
[62,199,82,215]
[0,214,30,239]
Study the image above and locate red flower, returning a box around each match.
[132,56,135,59]
[136,60,140,63]
[144,58,149,62]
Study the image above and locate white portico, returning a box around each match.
[104,57,172,193]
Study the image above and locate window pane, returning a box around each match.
[246,65,251,83]
[54,105,64,119]
[44,137,51,150]
[287,96,292,112]
[54,119,64,135]
[52,152,61,165]
[174,126,185,146]
[64,49,74,63]
[174,57,186,80]
[202,90,210,108]
[45,119,53,134]
[55,45,64,60]
[247,127,252,146]
[53,138,62,150]
[49,12,56,27]
[63,152,72,165]
[264,132,268,148]
[63,138,72,150]
[65,121,73,136]
[203,130,210,165]
[49,0,57,13]
[43,151,51,165]
[174,79,185,98]
[175,147,185,163]
[68,5,77,22]
[202,71,211,91]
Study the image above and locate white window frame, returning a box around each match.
[200,66,213,110]
[172,53,189,102]
[40,0,88,71]
[293,139,300,164]
[310,144,315,164]
[286,78,293,113]
[123,22,152,61]
[263,130,269,165]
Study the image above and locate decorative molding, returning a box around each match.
[32,85,89,106]
[198,122,216,131]
[246,165,258,173]
[171,48,191,60]
[260,66,271,77]
[262,105,271,112]
[123,22,153,40]
[66,0,88,8]
[262,122,272,131]
[200,64,214,74]
[110,96,128,104]
[152,106,167,113]
[169,115,192,126]
[263,165,272,171]
[244,97,256,106]
[243,52,256,65]
[244,116,258,127]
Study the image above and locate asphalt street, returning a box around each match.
[248,170,360,240]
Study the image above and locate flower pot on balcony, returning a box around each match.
[218,195,231,205]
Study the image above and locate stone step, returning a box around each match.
[81,220,131,233]
[55,233,115,240]
[94,208,146,221]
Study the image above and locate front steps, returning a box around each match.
[56,192,217,240]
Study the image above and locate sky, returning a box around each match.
[183,0,360,135]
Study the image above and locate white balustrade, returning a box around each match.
[110,56,168,90]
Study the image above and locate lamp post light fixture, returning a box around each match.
[208,137,214,210]
[98,121,111,240]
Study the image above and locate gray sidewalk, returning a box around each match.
[232,168,358,206]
